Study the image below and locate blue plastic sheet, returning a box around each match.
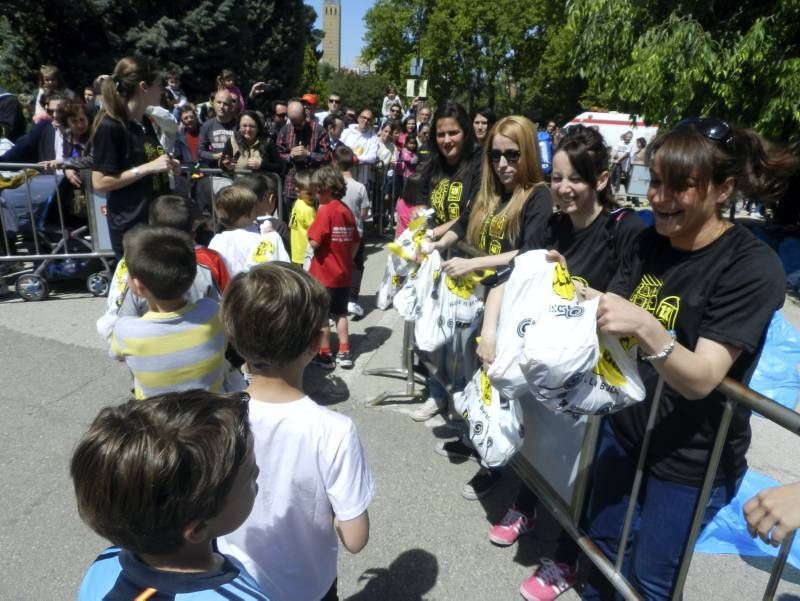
[749,310,800,411]
[696,470,800,570]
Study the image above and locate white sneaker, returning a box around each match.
[348,302,365,318]
[410,397,442,422]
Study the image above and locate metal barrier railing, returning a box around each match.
[367,237,800,600]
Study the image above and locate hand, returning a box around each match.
[65,168,81,187]
[144,153,179,175]
[247,157,262,170]
[476,331,497,368]
[596,292,654,338]
[442,256,475,277]
[744,482,800,546]
[291,145,308,159]
[545,249,567,268]
[39,159,58,172]
[249,82,267,97]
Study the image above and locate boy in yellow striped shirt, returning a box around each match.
[110,226,240,399]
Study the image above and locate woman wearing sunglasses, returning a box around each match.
[419,116,554,498]
[476,125,647,600]
[574,119,795,599]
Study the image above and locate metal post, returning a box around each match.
[671,398,736,599]
[23,177,41,257]
[570,415,602,524]
[616,376,665,571]
[365,320,425,406]
[52,171,69,250]
[763,530,797,601]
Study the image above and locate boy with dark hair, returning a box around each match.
[288,170,316,268]
[307,165,360,369]
[110,226,234,399]
[234,174,290,253]
[97,194,230,344]
[218,263,374,601]
[209,186,289,276]
[333,145,370,319]
[72,390,268,600]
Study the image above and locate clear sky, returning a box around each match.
[308,0,371,68]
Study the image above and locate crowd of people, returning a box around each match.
[1,55,799,601]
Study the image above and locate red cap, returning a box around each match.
[301,93,318,107]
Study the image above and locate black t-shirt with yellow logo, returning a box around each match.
[423,151,482,226]
[543,209,646,291]
[607,224,784,487]
[452,184,553,255]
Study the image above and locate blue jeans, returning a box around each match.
[582,421,742,600]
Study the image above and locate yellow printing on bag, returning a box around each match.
[552,263,575,300]
[444,268,495,300]
[593,339,626,388]
[480,370,493,406]
[251,240,275,263]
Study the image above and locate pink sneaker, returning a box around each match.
[489,507,535,546]
[519,558,577,601]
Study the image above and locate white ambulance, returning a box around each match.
[564,110,660,150]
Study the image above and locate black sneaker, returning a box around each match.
[435,439,479,463]
[336,350,354,369]
[462,468,502,500]
[312,353,335,370]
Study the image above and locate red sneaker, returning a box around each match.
[519,558,577,601]
[489,507,535,546]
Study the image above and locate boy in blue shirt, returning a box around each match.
[71,390,269,600]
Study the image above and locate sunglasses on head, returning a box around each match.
[674,117,734,146]
[488,149,521,164]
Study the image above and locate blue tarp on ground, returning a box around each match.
[696,469,800,570]
[749,310,800,411]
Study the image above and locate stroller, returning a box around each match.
[0,171,113,301]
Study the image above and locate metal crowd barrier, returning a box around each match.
[0,162,115,299]
[367,236,800,600]
[351,161,396,237]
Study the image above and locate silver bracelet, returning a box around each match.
[639,331,677,362]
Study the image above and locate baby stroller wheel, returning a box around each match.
[16,273,49,301]
[86,271,111,297]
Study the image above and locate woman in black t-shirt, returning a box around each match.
[581,120,796,599]
[90,56,179,256]
[479,126,646,599]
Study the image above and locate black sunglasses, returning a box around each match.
[488,149,522,164]
[674,117,734,146]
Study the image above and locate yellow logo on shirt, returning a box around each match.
[252,240,275,263]
[630,274,680,330]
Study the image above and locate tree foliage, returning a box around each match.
[321,69,390,115]
[0,0,316,101]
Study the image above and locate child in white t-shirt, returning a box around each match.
[217,262,374,601]
[209,185,289,276]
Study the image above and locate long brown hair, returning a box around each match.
[91,56,160,137]
[554,124,617,212]
[466,115,545,248]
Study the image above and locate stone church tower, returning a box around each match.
[321,0,341,69]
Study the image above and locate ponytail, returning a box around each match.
[90,56,160,142]
[730,128,798,204]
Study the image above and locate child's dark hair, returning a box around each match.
[402,172,424,205]
[235,174,276,201]
[555,125,617,211]
[123,226,196,299]
[312,165,347,199]
[294,170,314,196]
[334,145,355,171]
[221,263,329,370]
[648,120,798,205]
[214,185,257,228]
[149,195,197,233]
[70,390,251,555]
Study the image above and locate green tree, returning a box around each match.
[0,0,316,100]
[322,70,390,115]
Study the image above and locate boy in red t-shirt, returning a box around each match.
[307,166,360,369]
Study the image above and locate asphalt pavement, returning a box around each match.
[1,241,800,600]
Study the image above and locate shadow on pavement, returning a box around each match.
[345,548,438,601]
[742,554,800,585]
[303,368,350,406]
[350,325,393,356]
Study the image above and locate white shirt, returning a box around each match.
[208,228,289,276]
[340,124,379,164]
[219,396,375,601]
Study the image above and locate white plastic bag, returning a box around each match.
[414,251,483,352]
[377,252,404,310]
[521,296,600,403]
[453,368,525,468]
[559,333,646,415]
[488,250,570,398]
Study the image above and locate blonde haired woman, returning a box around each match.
[420,115,553,499]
